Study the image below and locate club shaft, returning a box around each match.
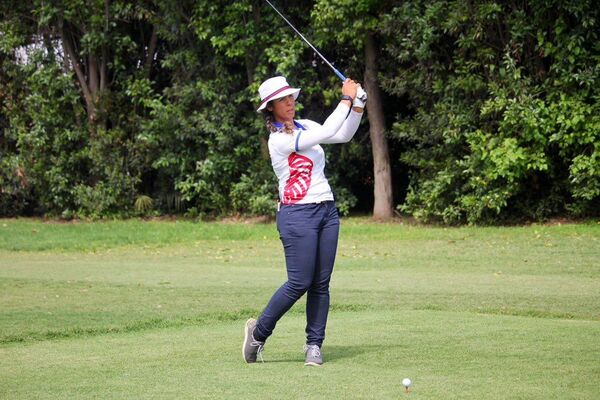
[265,0,346,81]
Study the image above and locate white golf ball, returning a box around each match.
[402,378,412,388]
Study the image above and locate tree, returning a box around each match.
[2,0,598,222]
[0,0,162,216]
[312,0,394,220]
[381,0,600,223]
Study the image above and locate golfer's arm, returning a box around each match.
[295,102,350,151]
[320,110,363,144]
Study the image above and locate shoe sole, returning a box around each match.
[242,318,255,363]
[304,361,322,367]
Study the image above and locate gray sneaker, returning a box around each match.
[242,318,264,363]
[304,344,323,366]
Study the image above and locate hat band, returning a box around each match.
[260,85,292,108]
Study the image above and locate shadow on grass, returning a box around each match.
[263,344,400,364]
[325,344,404,362]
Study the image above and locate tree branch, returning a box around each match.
[61,23,92,106]
[100,0,109,91]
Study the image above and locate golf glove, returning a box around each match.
[354,86,367,109]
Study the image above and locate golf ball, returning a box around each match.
[402,378,412,388]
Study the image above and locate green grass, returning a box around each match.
[1,218,599,399]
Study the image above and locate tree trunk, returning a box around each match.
[250,1,269,161]
[101,0,109,88]
[364,33,394,220]
[61,27,97,130]
[144,26,158,78]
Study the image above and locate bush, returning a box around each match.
[384,0,600,223]
[230,172,277,217]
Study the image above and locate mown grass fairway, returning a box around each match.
[1,218,599,399]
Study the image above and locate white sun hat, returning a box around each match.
[256,76,300,112]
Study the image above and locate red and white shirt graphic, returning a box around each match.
[283,152,313,204]
[268,104,363,205]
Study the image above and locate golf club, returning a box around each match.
[264,0,367,102]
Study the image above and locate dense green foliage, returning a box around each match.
[384,0,600,223]
[1,0,599,223]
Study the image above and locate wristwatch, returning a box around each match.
[341,95,353,102]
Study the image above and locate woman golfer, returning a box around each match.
[243,76,365,366]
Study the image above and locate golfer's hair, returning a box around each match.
[263,110,277,133]
[262,105,294,135]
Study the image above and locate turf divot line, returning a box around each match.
[0,309,260,345]
[414,305,600,321]
[4,302,596,345]
[0,303,371,345]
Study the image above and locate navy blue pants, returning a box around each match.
[255,201,339,346]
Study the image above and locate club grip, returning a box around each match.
[333,68,346,81]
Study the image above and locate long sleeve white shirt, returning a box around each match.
[268,103,363,204]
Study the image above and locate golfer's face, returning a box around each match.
[272,94,296,123]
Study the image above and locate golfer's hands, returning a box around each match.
[353,85,367,109]
[342,79,359,100]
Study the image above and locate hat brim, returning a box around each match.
[257,88,301,112]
